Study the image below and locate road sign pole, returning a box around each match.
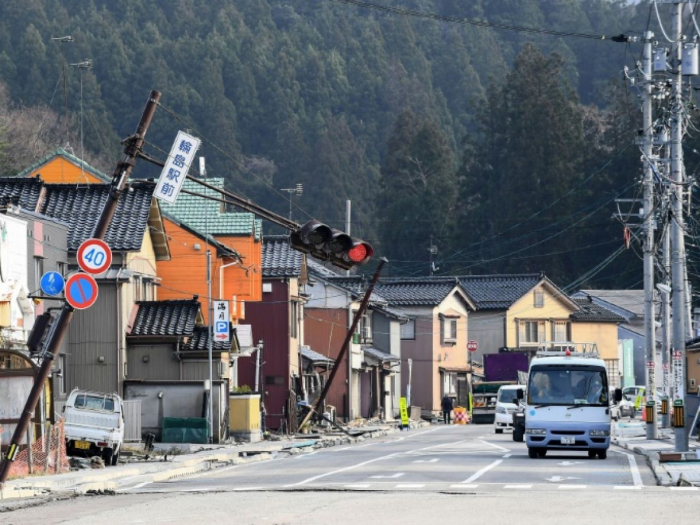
[0,90,161,488]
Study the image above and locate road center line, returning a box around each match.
[612,450,644,486]
[461,459,504,484]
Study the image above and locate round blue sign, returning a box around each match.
[40,271,65,297]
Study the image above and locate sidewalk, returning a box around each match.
[612,420,700,486]
[0,420,427,504]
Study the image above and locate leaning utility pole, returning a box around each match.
[0,90,161,487]
[669,1,689,451]
[642,30,658,439]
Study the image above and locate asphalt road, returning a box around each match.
[3,424,699,525]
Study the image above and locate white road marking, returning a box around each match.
[558,461,584,466]
[613,450,644,486]
[345,484,371,489]
[614,486,642,490]
[413,458,439,463]
[450,484,478,489]
[479,440,510,453]
[295,451,320,459]
[370,473,404,479]
[124,482,152,491]
[669,487,699,491]
[285,453,397,487]
[545,476,580,483]
[502,454,512,458]
[461,459,504,483]
[232,487,262,491]
[504,484,532,489]
[395,484,425,489]
[558,485,588,490]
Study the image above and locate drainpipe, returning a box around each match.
[348,302,354,420]
[219,260,240,302]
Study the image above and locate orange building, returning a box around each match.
[157,178,263,323]
[17,147,110,184]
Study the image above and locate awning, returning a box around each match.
[301,346,334,368]
[363,346,400,365]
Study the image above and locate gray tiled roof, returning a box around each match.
[262,235,302,277]
[183,325,235,352]
[129,300,200,337]
[322,275,387,304]
[458,274,542,310]
[363,346,400,363]
[39,181,154,251]
[300,345,334,367]
[373,277,460,306]
[0,176,43,210]
[570,297,625,323]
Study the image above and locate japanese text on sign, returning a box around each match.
[213,300,230,343]
[154,131,201,204]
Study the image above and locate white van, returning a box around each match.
[494,384,526,434]
[64,389,124,466]
[522,351,621,460]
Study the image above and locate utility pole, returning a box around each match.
[429,235,437,276]
[346,200,351,277]
[206,248,214,443]
[642,30,658,439]
[0,90,161,487]
[669,1,689,452]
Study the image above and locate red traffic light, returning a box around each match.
[289,221,373,269]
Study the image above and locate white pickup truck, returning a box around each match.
[63,389,124,466]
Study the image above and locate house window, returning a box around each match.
[605,359,621,388]
[519,320,546,344]
[358,312,372,343]
[443,372,456,395]
[57,262,68,277]
[290,301,299,339]
[553,321,570,342]
[34,257,44,289]
[534,290,544,308]
[400,319,415,340]
[442,316,458,344]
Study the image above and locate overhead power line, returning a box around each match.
[323,0,627,41]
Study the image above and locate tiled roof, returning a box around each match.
[129,300,200,337]
[0,177,43,210]
[39,181,154,251]
[160,178,259,236]
[15,147,110,182]
[320,274,387,304]
[576,289,644,318]
[373,277,461,306]
[570,297,625,323]
[183,325,235,352]
[262,236,302,277]
[458,274,542,310]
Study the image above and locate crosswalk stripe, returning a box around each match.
[395,484,425,488]
[558,485,587,490]
[669,487,699,491]
[614,486,642,490]
[504,485,532,489]
[450,484,479,489]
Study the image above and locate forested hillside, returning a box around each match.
[0,0,657,285]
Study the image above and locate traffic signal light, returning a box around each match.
[289,220,374,269]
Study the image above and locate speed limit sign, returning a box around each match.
[77,239,112,275]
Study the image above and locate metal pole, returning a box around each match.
[662,227,672,428]
[207,249,214,443]
[407,358,413,407]
[345,200,351,277]
[670,1,688,451]
[0,90,160,488]
[298,258,387,429]
[642,31,658,439]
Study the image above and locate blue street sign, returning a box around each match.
[40,271,65,297]
[65,273,99,310]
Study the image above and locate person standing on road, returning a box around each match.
[441,395,454,424]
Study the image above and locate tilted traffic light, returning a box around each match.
[290,220,373,269]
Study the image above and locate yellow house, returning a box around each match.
[461,274,623,382]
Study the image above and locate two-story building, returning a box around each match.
[371,277,475,416]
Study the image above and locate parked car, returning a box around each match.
[64,389,124,466]
[494,385,526,434]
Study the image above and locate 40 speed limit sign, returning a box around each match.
[77,238,113,275]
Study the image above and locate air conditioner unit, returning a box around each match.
[363,326,372,341]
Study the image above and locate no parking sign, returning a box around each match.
[65,273,99,310]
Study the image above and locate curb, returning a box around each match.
[612,437,675,486]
